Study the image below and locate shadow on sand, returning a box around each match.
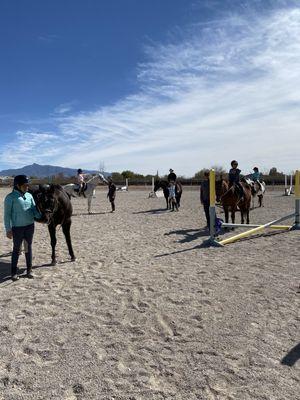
[133,208,168,215]
[0,252,75,285]
[281,343,300,366]
[0,260,13,284]
[164,227,210,243]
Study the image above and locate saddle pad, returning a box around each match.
[155,190,164,198]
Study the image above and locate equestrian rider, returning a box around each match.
[228,160,244,200]
[167,169,177,183]
[77,169,86,196]
[200,170,210,228]
[251,166,263,192]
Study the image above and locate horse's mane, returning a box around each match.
[50,184,63,190]
[49,184,65,193]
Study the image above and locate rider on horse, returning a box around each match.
[228,160,244,201]
[168,169,177,183]
[77,169,86,197]
[251,167,264,192]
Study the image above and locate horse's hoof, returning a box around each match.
[51,261,57,266]
[71,257,76,262]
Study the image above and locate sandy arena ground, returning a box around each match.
[0,186,299,400]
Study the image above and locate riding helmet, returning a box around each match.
[13,175,29,186]
[253,167,258,171]
[231,160,238,166]
[77,168,83,174]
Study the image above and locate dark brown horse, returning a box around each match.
[31,184,76,265]
[215,180,252,224]
[154,180,182,210]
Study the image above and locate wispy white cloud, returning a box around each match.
[2,131,64,167]
[38,34,59,43]
[53,101,76,115]
[3,4,300,175]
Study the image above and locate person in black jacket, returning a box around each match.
[107,177,116,212]
[228,160,244,200]
[200,171,210,228]
[167,169,177,182]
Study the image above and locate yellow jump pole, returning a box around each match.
[219,212,295,246]
[295,170,300,229]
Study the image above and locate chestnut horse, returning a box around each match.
[215,180,252,224]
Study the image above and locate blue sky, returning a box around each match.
[0,0,299,176]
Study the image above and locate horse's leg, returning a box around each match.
[62,220,76,262]
[177,194,181,208]
[224,206,229,223]
[240,208,244,224]
[48,224,57,266]
[88,196,92,214]
[258,194,263,207]
[246,207,250,224]
[231,209,235,224]
[166,195,169,210]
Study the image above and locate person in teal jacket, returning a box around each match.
[251,167,262,182]
[4,175,41,281]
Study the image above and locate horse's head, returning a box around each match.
[153,180,161,192]
[33,185,61,224]
[98,173,108,184]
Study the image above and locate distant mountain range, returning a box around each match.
[0,163,109,178]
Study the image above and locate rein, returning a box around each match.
[220,184,241,208]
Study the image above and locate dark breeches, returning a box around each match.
[109,197,115,211]
[203,202,210,226]
[11,224,34,275]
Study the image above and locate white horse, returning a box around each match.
[245,178,266,208]
[63,173,108,214]
[252,180,266,208]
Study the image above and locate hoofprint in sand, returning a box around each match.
[0,187,299,400]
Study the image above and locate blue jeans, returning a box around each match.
[11,224,34,276]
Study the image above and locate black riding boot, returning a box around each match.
[25,250,34,279]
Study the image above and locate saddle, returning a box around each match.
[75,182,87,197]
[232,183,245,201]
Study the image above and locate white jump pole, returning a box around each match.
[219,212,295,246]
[295,170,300,229]
[222,223,291,230]
[152,176,154,192]
[125,178,128,191]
